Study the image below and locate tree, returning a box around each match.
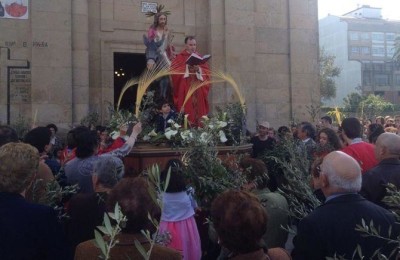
[319,48,341,101]
[343,92,364,113]
[359,94,394,119]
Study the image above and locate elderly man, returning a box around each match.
[361,133,400,209]
[292,151,398,260]
[0,143,70,259]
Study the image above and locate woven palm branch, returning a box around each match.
[212,71,246,106]
[135,62,172,117]
[145,4,171,17]
[181,79,225,112]
[116,78,139,111]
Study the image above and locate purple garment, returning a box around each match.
[161,191,195,221]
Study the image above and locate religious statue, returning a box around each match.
[143,5,175,100]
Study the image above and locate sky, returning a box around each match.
[318,0,400,20]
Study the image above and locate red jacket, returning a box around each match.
[342,142,377,174]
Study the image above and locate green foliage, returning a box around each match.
[359,94,394,119]
[341,184,400,260]
[10,114,30,139]
[80,111,100,128]
[343,92,364,113]
[320,48,341,101]
[182,141,246,209]
[263,139,321,220]
[383,183,400,217]
[107,109,137,133]
[133,164,172,260]
[343,93,395,119]
[94,203,127,260]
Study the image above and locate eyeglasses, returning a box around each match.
[313,165,322,178]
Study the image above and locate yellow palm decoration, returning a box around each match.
[135,60,173,117]
[212,71,246,107]
[181,79,225,112]
[116,78,139,111]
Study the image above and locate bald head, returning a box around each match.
[321,151,362,195]
[375,133,400,161]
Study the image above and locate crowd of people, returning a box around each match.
[250,114,400,259]
[0,113,400,260]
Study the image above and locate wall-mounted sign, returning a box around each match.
[10,68,31,103]
[141,2,157,13]
[0,0,29,19]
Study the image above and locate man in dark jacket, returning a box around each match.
[361,132,400,209]
[292,151,398,260]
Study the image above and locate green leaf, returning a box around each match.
[97,226,110,235]
[134,239,148,259]
[104,213,113,235]
[164,167,171,192]
[94,230,107,257]
[114,203,120,221]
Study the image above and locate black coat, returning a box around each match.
[0,192,71,260]
[292,193,398,260]
[361,158,400,209]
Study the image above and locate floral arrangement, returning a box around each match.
[143,115,229,147]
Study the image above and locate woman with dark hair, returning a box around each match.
[367,123,385,144]
[65,122,142,193]
[315,128,343,158]
[74,177,181,259]
[159,159,201,260]
[211,190,290,260]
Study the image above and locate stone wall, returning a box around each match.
[0,0,319,130]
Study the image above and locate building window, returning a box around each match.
[387,45,395,57]
[372,32,384,42]
[373,63,384,71]
[395,75,400,86]
[374,91,384,96]
[361,47,370,55]
[372,46,385,57]
[374,74,389,86]
[351,46,360,54]
[363,73,371,85]
[349,31,359,41]
[386,33,396,42]
[360,32,370,41]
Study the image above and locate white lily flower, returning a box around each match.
[219,130,228,143]
[143,135,151,141]
[173,123,181,129]
[180,130,192,140]
[165,130,178,140]
[148,129,158,137]
[216,121,228,129]
[110,131,120,140]
[167,119,175,124]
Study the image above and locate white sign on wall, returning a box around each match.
[141,2,157,13]
[0,0,29,19]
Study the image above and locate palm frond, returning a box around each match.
[181,79,225,112]
[116,78,139,111]
[212,71,246,106]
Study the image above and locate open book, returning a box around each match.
[186,53,211,66]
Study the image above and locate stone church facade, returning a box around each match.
[0,0,319,130]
